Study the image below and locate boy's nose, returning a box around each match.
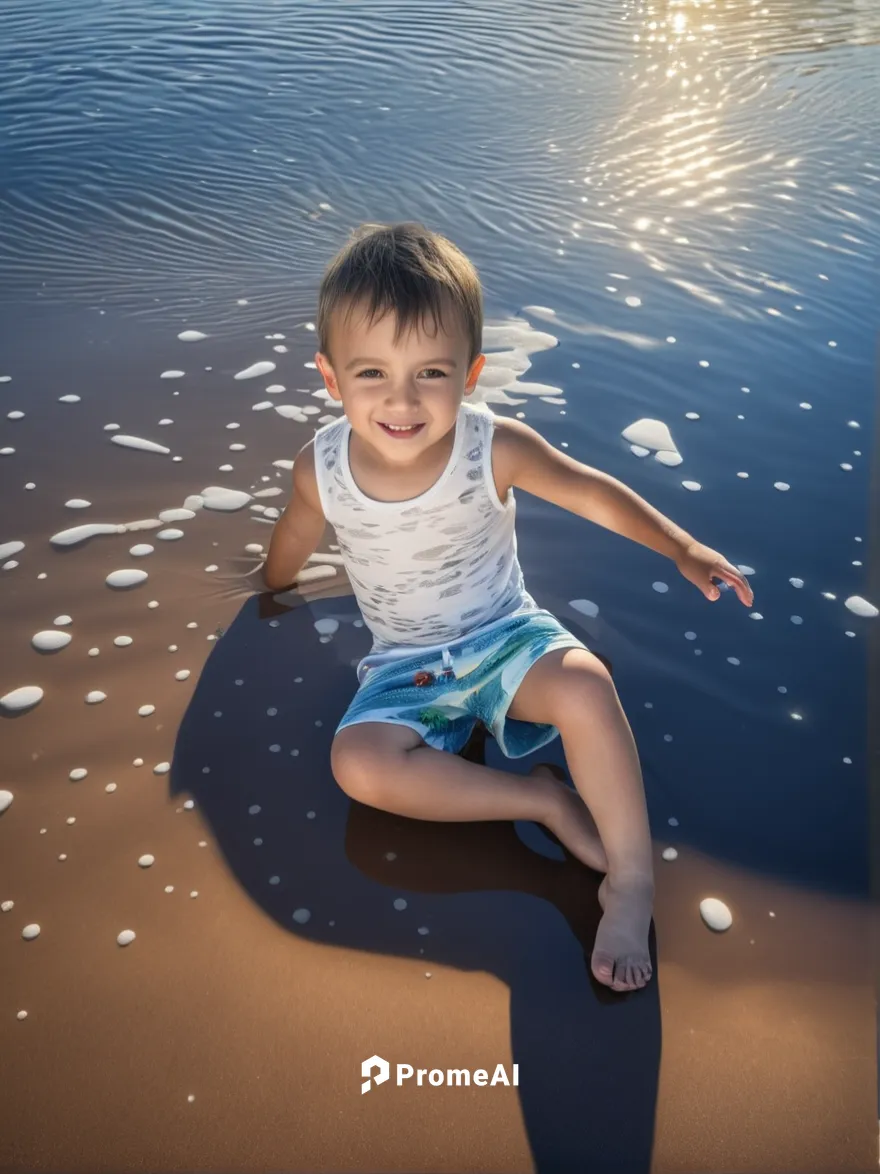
[384,382,421,408]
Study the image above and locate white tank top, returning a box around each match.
[313,401,538,655]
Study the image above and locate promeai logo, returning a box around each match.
[361,1054,390,1095]
[361,1055,518,1094]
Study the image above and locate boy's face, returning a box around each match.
[314,300,485,463]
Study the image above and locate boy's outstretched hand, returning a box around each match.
[674,541,754,606]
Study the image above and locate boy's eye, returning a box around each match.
[356,368,447,379]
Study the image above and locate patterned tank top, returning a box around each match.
[312,401,538,655]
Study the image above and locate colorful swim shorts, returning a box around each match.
[336,609,587,758]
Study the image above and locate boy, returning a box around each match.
[263,222,753,993]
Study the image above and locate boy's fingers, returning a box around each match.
[713,565,753,605]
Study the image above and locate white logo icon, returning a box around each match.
[361,1054,390,1095]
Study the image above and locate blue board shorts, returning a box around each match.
[336,609,587,758]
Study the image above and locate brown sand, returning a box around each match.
[1,315,876,1172]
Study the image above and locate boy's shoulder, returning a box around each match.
[482,410,546,500]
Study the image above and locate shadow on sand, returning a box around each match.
[169,587,660,1173]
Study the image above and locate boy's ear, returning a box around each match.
[464,353,486,395]
[315,352,341,400]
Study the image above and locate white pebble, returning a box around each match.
[789,577,804,588]
[22,924,41,941]
[205,564,219,573]
[114,635,133,647]
[17,1011,28,1020]
[245,543,263,554]
[681,480,701,492]
[0,540,24,560]
[129,543,154,557]
[2,900,15,911]
[0,789,13,814]
[727,657,740,666]
[393,898,408,911]
[89,647,100,657]
[117,929,136,946]
[661,847,678,861]
[106,568,148,588]
[0,685,44,713]
[621,418,679,458]
[200,486,252,512]
[292,909,311,924]
[652,582,669,593]
[234,361,276,381]
[31,630,71,652]
[105,783,117,793]
[112,435,171,455]
[138,854,155,868]
[699,898,732,932]
[153,762,170,775]
[790,616,803,625]
[65,498,91,510]
[774,482,790,492]
[178,330,207,342]
[159,508,196,523]
[175,670,191,681]
[158,528,184,541]
[314,618,339,636]
[160,370,184,379]
[138,705,155,716]
[85,691,106,705]
[685,412,700,420]
[844,596,878,618]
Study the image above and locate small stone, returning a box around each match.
[138,855,155,868]
[117,929,136,946]
[661,847,678,861]
[699,898,732,932]
[69,768,87,781]
[153,762,170,775]
[22,923,41,940]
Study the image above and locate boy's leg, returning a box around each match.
[506,647,655,992]
[330,722,609,874]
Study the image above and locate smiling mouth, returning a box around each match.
[377,422,425,438]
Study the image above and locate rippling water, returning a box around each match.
[2,0,880,937]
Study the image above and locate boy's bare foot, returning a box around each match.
[594,873,655,992]
[530,764,608,874]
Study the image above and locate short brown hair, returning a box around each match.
[316,222,483,365]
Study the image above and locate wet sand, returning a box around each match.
[1,307,876,1173]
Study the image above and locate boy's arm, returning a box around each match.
[261,440,327,592]
[493,417,753,606]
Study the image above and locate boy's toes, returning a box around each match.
[593,953,653,992]
[591,951,616,986]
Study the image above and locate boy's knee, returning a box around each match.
[330,724,415,803]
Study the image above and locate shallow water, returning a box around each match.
[1,0,879,1168]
